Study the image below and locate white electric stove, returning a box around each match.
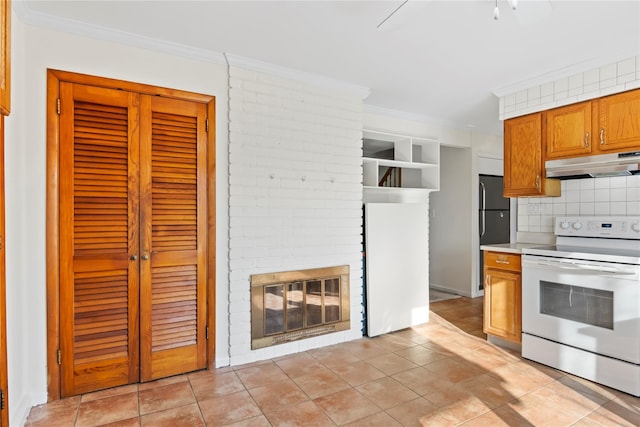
[521,216,640,396]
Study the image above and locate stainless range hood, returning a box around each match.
[545,151,640,179]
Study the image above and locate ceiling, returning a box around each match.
[19,1,640,135]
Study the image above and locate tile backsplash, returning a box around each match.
[517,175,640,232]
[499,56,640,121]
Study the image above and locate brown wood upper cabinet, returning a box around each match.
[503,113,560,197]
[597,89,640,152]
[544,88,640,160]
[545,101,593,159]
[505,88,640,197]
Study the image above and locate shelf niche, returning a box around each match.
[363,130,440,203]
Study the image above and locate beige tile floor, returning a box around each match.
[26,297,640,426]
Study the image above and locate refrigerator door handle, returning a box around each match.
[479,181,486,237]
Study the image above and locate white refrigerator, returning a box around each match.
[364,203,430,337]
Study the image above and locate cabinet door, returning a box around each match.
[483,267,521,343]
[504,113,544,197]
[546,101,592,159]
[139,96,208,381]
[598,89,640,152]
[59,83,141,396]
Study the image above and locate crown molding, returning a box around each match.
[492,51,639,97]
[13,1,226,65]
[364,104,457,129]
[224,53,371,99]
[363,104,503,137]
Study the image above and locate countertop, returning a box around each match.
[480,243,545,254]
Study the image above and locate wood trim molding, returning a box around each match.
[46,69,216,399]
[46,70,61,401]
[206,99,216,367]
[0,0,10,116]
[48,69,215,104]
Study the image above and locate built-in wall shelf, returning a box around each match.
[362,130,440,202]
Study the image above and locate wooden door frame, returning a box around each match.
[0,0,10,116]
[46,69,216,400]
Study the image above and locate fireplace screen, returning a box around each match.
[251,266,350,349]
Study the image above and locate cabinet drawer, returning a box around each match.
[484,251,521,272]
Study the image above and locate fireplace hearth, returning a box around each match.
[251,265,350,349]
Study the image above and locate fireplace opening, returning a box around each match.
[251,265,350,349]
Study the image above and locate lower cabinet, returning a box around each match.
[483,251,522,343]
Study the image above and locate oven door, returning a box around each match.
[522,254,640,364]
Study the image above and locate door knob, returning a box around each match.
[142,254,150,260]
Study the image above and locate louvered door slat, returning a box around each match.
[140,96,207,381]
[59,83,140,396]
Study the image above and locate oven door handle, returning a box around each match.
[523,259,637,276]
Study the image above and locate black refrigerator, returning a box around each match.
[479,175,511,290]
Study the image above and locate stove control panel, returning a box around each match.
[556,216,640,239]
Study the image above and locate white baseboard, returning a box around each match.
[11,391,47,427]
[429,283,473,298]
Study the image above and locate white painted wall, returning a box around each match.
[429,130,503,298]
[429,146,473,296]
[9,15,231,424]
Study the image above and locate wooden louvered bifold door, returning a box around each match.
[58,82,208,397]
[139,96,207,381]
[59,83,140,396]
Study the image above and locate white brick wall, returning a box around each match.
[518,175,640,232]
[500,55,640,120]
[227,65,365,365]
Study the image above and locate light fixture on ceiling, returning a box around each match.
[494,0,518,20]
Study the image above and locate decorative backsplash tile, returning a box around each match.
[517,175,640,232]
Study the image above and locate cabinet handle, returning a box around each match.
[496,258,510,264]
[585,131,590,148]
[600,128,605,145]
[130,255,138,261]
[535,175,540,190]
[485,274,490,287]
[142,254,150,260]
